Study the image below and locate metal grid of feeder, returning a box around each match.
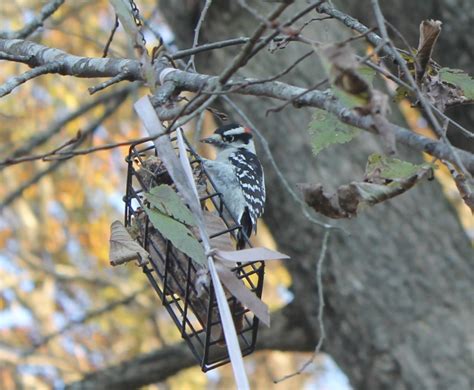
[123,135,265,371]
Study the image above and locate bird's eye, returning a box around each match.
[227,136,234,142]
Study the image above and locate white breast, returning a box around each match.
[202,159,246,224]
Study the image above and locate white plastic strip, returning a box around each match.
[176,128,250,390]
[216,247,291,263]
[207,257,250,390]
[159,67,178,85]
[176,128,200,202]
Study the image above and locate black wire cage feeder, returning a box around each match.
[122,133,265,371]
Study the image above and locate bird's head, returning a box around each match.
[200,123,255,152]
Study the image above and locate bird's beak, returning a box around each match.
[200,134,221,145]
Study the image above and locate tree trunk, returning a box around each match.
[158,1,473,389]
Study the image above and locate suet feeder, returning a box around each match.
[122,135,265,371]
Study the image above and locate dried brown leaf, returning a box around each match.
[416,20,442,82]
[216,264,270,327]
[421,73,466,111]
[109,220,150,266]
[299,183,353,219]
[300,168,432,219]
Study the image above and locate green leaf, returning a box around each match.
[358,66,376,85]
[400,51,416,63]
[365,153,434,181]
[308,109,360,155]
[393,86,411,102]
[332,67,375,109]
[335,67,376,108]
[144,206,206,264]
[439,68,474,100]
[333,88,368,109]
[145,185,197,227]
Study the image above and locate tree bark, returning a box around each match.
[158,2,474,389]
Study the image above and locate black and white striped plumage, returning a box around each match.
[201,124,265,249]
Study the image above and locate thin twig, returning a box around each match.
[384,19,414,56]
[231,50,314,90]
[274,230,330,383]
[0,96,126,210]
[1,86,132,166]
[187,0,213,71]
[265,77,329,115]
[171,36,299,60]
[22,286,147,356]
[0,62,62,97]
[431,105,474,139]
[88,71,130,94]
[315,230,330,353]
[247,0,326,58]
[0,136,149,166]
[103,14,120,58]
[205,50,314,95]
[316,2,398,59]
[0,0,65,39]
[219,1,292,84]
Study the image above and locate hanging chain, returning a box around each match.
[129,0,142,27]
[128,0,146,48]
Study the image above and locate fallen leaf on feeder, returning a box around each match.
[145,185,198,227]
[144,205,207,264]
[109,220,150,266]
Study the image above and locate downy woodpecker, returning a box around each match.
[201,123,265,249]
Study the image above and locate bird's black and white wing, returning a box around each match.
[229,148,265,231]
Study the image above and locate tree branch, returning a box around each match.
[1,86,133,164]
[1,38,473,173]
[0,39,142,80]
[23,287,147,356]
[158,68,474,173]
[65,342,197,390]
[0,95,126,210]
[66,302,315,389]
[316,2,397,60]
[0,61,63,97]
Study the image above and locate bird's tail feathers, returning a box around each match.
[236,209,253,250]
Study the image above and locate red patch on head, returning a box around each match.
[244,127,252,134]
